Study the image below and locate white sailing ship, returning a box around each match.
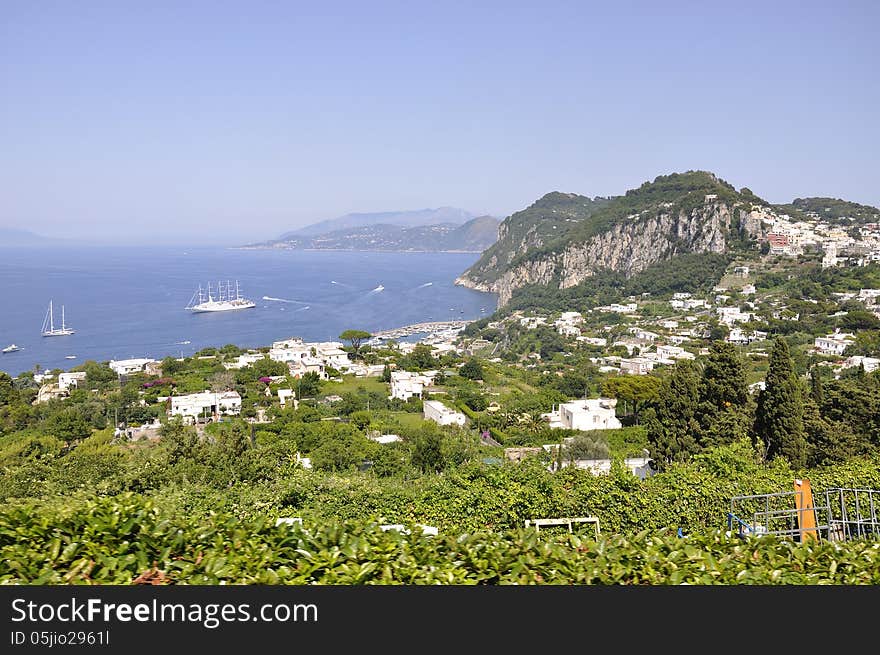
[41,300,75,336]
[186,280,256,313]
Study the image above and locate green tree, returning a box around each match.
[339,330,372,359]
[296,372,322,398]
[380,364,392,383]
[697,341,750,447]
[753,338,806,467]
[601,375,662,424]
[407,344,437,370]
[47,408,92,443]
[459,358,484,380]
[644,360,701,467]
[0,372,17,407]
[411,427,444,472]
[160,417,200,464]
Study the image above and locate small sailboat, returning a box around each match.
[41,300,75,337]
[2,344,20,353]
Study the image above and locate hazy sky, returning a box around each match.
[2,0,878,245]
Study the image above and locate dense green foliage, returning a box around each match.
[3,459,880,584]
[775,197,880,226]
[754,339,806,467]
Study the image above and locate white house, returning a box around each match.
[277,388,297,408]
[629,327,659,342]
[841,355,880,373]
[519,316,547,329]
[423,400,466,426]
[727,328,768,345]
[596,303,638,314]
[389,370,435,401]
[288,358,327,380]
[716,307,753,326]
[741,285,756,295]
[270,337,351,371]
[57,371,87,391]
[655,345,695,361]
[814,332,856,356]
[557,323,581,337]
[109,358,157,376]
[619,358,654,375]
[223,353,267,370]
[542,398,622,431]
[370,434,403,444]
[169,390,242,423]
[577,336,608,347]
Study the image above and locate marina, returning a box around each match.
[369,319,476,342]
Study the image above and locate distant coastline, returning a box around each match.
[232,246,485,254]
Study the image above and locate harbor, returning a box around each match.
[369,319,476,342]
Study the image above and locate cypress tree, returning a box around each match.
[754,337,806,467]
[697,341,751,447]
[645,360,701,467]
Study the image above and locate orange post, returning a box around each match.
[794,478,818,541]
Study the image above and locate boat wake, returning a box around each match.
[263,296,308,305]
[415,282,433,289]
[367,284,385,295]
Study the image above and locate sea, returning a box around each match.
[0,247,496,376]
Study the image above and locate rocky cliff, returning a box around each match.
[456,172,769,306]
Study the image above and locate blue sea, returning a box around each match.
[0,247,496,376]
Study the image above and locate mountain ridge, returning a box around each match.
[456,171,774,306]
[280,207,475,239]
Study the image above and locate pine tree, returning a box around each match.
[645,360,701,467]
[753,337,806,467]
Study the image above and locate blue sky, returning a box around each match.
[1,0,878,244]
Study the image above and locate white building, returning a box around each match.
[222,353,267,370]
[557,323,581,337]
[389,370,435,401]
[577,336,608,347]
[169,390,242,423]
[619,358,654,375]
[109,358,157,376]
[741,285,756,295]
[596,303,638,314]
[655,345,695,361]
[671,298,708,311]
[629,327,659,341]
[716,307,753,326]
[841,355,880,373]
[519,316,547,329]
[57,371,87,391]
[542,398,622,431]
[270,337,351,371]
[277,388,297,408]
[672,292,692,300]
[423,400,466,426]
[288,358,327,380]
[814,332,856,356]
[370,434,403,444]
[727,328,768,345]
